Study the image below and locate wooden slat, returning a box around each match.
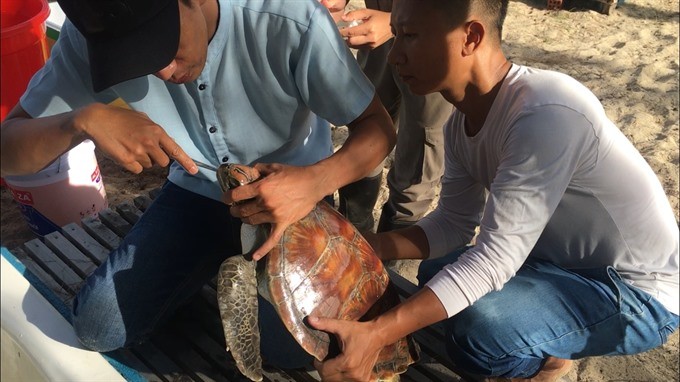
[173,319,247,380]
[151,331,230,382]
[128,340,189,382]
[82,215,121,250]
[43,231,98,278]
[107,348,169,382]
[133,194,154,212]
[22,239,82,295]
[11,247,74,305]
[115,201,144,225]
[61,222,110,265]
[98,208,133,237]
[410,361,464,382]
[188,289,318,382]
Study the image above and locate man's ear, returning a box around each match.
[463,20,485,56]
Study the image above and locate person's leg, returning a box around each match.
[377,50,450,232]
[258,296,315,369]
[338,42,401,232]
[337,170,383,232]
[72,181,242,351]
[418,253,679,378]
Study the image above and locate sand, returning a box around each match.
[1,0,678,380]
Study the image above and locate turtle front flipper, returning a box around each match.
[217,255,263,381]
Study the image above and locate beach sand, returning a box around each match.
[1,0,678,380]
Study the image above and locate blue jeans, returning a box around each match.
[418,246,679,379]
[72,182,313,368]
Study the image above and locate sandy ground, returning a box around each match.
[1,0,678,380]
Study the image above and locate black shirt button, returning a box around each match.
[209,126,217,133]
[221,156,229,163]
[198,84,207,90]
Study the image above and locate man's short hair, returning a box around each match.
[434,0,509,45]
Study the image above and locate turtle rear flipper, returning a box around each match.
[364,282,421,381]
[217,255,263,381]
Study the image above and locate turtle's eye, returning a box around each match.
[228,177,243,189]
[227,164,259,188]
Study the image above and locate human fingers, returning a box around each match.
[307,316,345,336]
[228,182,259,206]
[120,160,144,175]
[312,344,371,382]
[313,358,346,382]
[112,149,150,174]
[251,162,281,177]
[251,224,285,261]
[159,135,198,174]
[342,21,380,49]
[345,34,372,49]
[342,9,371,21]
[339,18,368,35]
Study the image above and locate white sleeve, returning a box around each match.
[425,105,599,317]
[416,125,486,258]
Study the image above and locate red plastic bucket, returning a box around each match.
[1,0,50,121]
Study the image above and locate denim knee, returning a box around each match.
[442,306,543,378]
[445,335,541,378]
[72,285,130,352]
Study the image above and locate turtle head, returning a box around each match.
[217,163,261,193]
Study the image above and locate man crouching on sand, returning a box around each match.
[309,0,679,381]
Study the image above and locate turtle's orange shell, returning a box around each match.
[266,200,388,361]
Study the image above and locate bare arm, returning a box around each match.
[1,105,85,176]
[1,103,199,177]
[364,224,431,262]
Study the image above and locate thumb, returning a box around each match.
[307,316,342,335]
[252,162,276,178]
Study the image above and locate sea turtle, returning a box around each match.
[215,163,419,381]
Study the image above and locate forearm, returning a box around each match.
[366,225,430,261]
[372,287,447,348]
[310,94,395,197]
[1,106,87,176]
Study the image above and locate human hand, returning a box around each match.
[339,9,393,50]
[308,316,384,382]
[223,163,325,260]
[75,103,198,175]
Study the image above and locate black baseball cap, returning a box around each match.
[57,0,180,92]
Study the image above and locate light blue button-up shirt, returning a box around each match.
[21,0,375,201]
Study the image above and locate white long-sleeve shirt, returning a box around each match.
[418,65,679,316]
